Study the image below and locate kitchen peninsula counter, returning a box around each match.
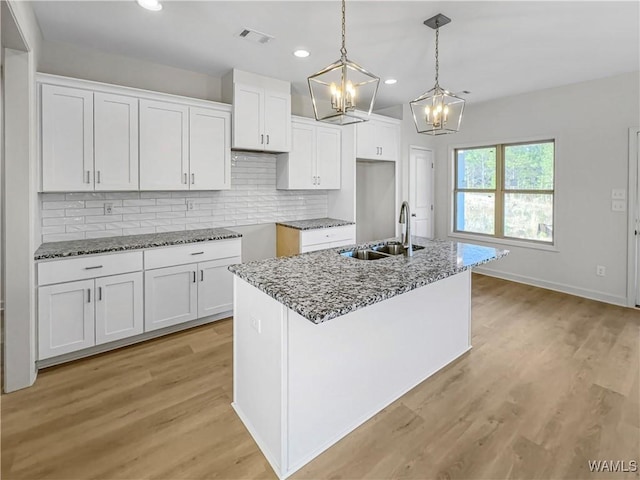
[230,237,508,479]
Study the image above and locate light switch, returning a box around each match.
[611,189,626,200]
[612,200,626,212]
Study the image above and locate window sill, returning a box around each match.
[448,232,559,252]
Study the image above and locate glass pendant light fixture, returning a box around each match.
[307,0,379,125]
[410,14,465,135]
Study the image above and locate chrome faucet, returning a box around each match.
[398,201,413,257]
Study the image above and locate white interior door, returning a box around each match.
[409,146,434,239]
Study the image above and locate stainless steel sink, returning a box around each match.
[340,249,390,260]
[372,243,425,255]
[340,242,425,260]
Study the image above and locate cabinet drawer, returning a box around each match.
[300,225,356,247]
[38,251,143,286]
[144,239,242,270]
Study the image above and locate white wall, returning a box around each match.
[2,0,43,392]
[40,40,222,102]
[433,71,640,305]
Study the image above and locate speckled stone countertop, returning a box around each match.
[276,218,355,230]
[229,237,508,324]
[35,228,242,260]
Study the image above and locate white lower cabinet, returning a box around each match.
[38,271,144,359]
[145,255,240,331]
[198,259,235,317]
[144,264,199,332]
[95,272,144,345]
[37,239,241,363]
[38,279,95,359]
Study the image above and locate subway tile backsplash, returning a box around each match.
[39,152,328,243]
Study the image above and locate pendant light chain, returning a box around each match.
[434,20,440,88]
[340,0,347,59]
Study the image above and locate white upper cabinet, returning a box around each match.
[139,100,190,191]
[189,107,231,190]
[263,90,291,152]
[276,117,341,190]
[356,116,401,161]
[223,69,291,153]
[315,126,341,189]
[41,84,94,192]
[94,93,139,191]
[39,74,232,192]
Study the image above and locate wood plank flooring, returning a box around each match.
[2,275,638,479]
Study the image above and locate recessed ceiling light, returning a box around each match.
[137,0,162,11]
[384,79,397,85]
[294,50,310,58]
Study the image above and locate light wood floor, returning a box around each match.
[2,275,638,480]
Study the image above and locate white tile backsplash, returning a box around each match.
[39,153,329,243]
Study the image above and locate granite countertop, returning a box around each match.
[229,237,508,324]
[35,228,242,260]
[276,218,355,230]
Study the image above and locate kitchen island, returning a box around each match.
[229,237,508,479]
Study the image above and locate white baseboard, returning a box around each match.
[473,266,628,307]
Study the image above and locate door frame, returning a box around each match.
[627,127,640,307]
[408,145,435,239]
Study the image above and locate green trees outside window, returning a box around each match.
[454,140,554,243]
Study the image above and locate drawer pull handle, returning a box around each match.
[193,271,197,283]
[98,286,102,301]
[87,288,91,303]
[200,270,204,282]
[190,252,204,255]
[85,265,103,270]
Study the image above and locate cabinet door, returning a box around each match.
[144,264,197,332]
[94,93,139,191]
[377,122,399,161]
[139,100,189,190]
[315,126,341,189]
[38,279,95,359]
[233,83,264,151]
[355,120,377,160]
[264,90,291,152]
[189,107,231,190]
[41,84,94,191]
[95,272,143,345]
[197,258,238,318]
[287,123,316,189]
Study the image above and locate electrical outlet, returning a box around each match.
[104,203,113,215]
[612,200,626,212]
[250,316,261,334]
[611,189,626,200]
[596,265,606,277]
[187,200,195,211]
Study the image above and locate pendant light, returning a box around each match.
[307,0,379,125]
[410,14,465,135]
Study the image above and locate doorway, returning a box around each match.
[356,160,396,243]
[409,146,434,239]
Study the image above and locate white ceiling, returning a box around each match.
[30,1,640,108]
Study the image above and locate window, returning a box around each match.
[454,140,554,243]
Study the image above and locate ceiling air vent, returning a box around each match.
[238,28,275,45]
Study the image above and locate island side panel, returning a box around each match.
[232,277,285,474]
[285,269,472,476]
